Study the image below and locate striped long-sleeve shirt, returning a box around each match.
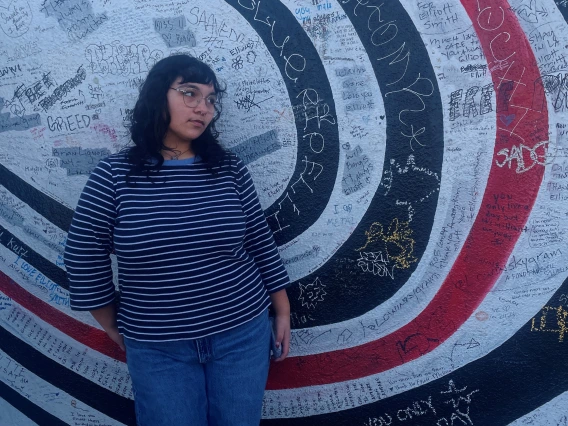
[63,153,290,341]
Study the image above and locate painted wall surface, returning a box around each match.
[0,0,567,424]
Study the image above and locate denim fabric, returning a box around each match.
[124,310,271,426]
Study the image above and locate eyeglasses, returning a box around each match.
[170,86,218,110]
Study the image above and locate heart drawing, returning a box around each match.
[500,114,516,127]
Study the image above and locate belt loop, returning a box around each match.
[204,336,212,362]
[196,337,212,363]
[196,338,206,363]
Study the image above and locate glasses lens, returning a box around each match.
[181,88,201,108]
[206,96,218,108]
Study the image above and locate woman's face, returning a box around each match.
[165,77,216,145]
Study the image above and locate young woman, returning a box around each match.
[64,54,291,426]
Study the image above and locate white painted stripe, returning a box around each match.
[0,347,127,425]
[0,398,38,426]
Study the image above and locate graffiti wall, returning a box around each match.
[1,0,568,424]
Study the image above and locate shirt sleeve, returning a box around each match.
[234,156,291,294]
[64,159,117,311]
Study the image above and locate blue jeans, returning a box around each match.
[124,310,271,426]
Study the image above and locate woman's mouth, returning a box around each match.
[189,119,205,127]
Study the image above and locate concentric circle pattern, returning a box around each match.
[0,0,567,425]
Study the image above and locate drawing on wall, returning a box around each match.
[1,0,568,424]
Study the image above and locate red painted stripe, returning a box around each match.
[0,272,126,363]
[266,1,548,389]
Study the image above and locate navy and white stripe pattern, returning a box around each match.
[64,153,290,341]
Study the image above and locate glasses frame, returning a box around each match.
[169,86,218,111]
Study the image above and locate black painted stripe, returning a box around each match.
[262,276,568,424]
[0,224,69,290]
[225,0,340,246]
[553,1,568,24]
[0,380,67,426]
[0,327,135,425]
[284,0,445,326]
[0,163,73,232]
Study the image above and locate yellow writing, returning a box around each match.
[357,218,417,270]
[530,305,568,342]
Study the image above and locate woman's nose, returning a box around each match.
[194,99,208,114]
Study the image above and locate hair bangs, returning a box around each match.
[178,64,224,94]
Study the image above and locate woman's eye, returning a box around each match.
[207,97,217,105]
[183,90,196,97]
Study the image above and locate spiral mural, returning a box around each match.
[1,0,568,424]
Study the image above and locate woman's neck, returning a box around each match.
[161,140,195,160]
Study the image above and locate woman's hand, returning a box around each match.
[269,289,291,362]
[106,326,126,352]
[273,313,290,362]
[90,304,125,352]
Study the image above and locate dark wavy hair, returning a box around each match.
[126,54,227,177]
